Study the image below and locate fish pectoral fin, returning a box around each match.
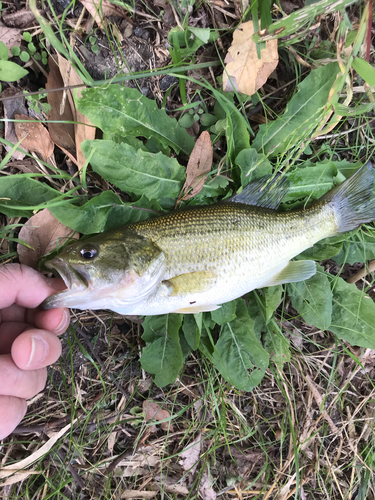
[263,260,316,287]
[163,270,217,296]
[173,304,221,314]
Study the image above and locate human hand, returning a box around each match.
[0,264,70,439]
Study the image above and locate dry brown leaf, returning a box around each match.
[179,433,201,474]
[2,87,27,160]
[180,131,213,201]
[46,56,76,151]
[17,209,79,268]
[199,472,216,500]
[79,0,130,29]
[56,54,96,172]
[223,20,278,96]
[0,22,22,57]
[14,114,54,160]
[2,9,36,29]
[143,400,173,432]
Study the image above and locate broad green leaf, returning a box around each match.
[296,237,343,261]
[227,108,250,162]
[329,276,375,349]
[263,325,291,369]
[0,41,8,61]
[0,176,61,217]
[212,299,269,391]
[286,266,332,331]
[76,86,194,154]
[169,27,218,58]
[263,285,283,324]
[281,161,338,205]
[179,331,193,360]
[332,232,375,265]
[247,291,266,338]
[141,314,183,387]
[211,300,237,326]
[0,60,28,81]
[235,148,272,187]
[50,191,162,234]
[81,140,185,202]
[182,314,201,350]
[253,63,339,157]
[352,58,375,87]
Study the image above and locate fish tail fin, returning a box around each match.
[326,162,375,233]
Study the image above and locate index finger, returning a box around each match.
[0,264,66,310]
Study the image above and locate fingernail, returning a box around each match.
[28,336,49,367]
[54,309,69,334]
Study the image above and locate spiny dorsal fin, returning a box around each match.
[228,174,290,209]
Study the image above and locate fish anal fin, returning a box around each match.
[228,174,290,209]
[173,304,221,314]
[263,260,316,287]
[164,270,217,296]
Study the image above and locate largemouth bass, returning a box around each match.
[43,163,375,315]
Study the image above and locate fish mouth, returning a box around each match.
[41,257,91,309]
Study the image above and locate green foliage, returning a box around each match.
[286,266,332,331]
[140,314,184,387]
[2,39,375,393]
[253,63,339,157]
[76,86,195,155]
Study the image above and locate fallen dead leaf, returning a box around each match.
[199,471,216,500]
[79,0,130,29]
[2,87,27,160]
[179,433,201,474]
[2,9,36,29]
[223,20,278,96]
[56,54,96,173]
[14,114,54,160]
[180,131,213,202]
[46,56,76,151]
[0,22,22,57]
[17,209,79,268]
[143,400,174,432]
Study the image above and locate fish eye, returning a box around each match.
[79,245,98,260]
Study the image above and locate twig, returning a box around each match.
[305,374,339,433]
[347,259,375,284]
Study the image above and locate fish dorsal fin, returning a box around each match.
[163,270,217,296]
[228,174,290,209]
[263,260,316,287]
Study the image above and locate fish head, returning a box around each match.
[42,229,165,311]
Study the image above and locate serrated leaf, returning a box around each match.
[76,86,194,154]
[263,325,290,369]
[182,314,201,350]
[0,176,61,218]
[0,60,28,81]
[211,300,237,326]
[329,276,375,349]
[287,266,332,331]
[49,191,162,234]
[253,63,339,157]
[141,314,183,387]
[81,139,185,203]
[281,161,338,205]
[332,232,375,265]
[263,285,283,324]
[235,148,272,187]
[212,299,269,391]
